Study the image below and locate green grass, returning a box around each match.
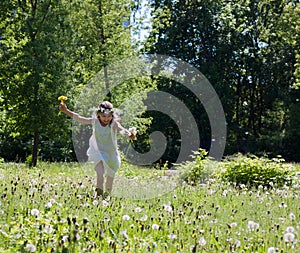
[0,161,299,252]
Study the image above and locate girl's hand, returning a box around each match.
[59,103,68,113]
[129,132,136,140]
[128,127,137,140]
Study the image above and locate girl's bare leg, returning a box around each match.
[95,161,104,196]
[106,175,114,193]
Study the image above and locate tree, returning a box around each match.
[144,0,299,161]
[0,0,71,165]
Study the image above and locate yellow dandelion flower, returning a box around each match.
[58,95,68,104]
[192,233,197,238]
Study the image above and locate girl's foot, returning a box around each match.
[96,188,103,197]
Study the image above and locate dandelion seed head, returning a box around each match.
[45,202,52,209]
[248,220,259,231]
[122,214,130,221]
[168,233,177,239]
[120,229,128,239]
[25,243,37,252]
[283,232,295,243]
[30,208,39,216]
[286,226,295,233]
[163,204,173,212]
[289,213,296,221]
[152,224,159,230]
[198,237,206,246]
[102,200,109,207]
[44,225,53,234]
[230,222,238,228]
[279,202,287,208]
[62,235,69,243]
[140,215,148,221]
[267,247,276,253]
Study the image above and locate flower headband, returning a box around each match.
[97,106,113,115]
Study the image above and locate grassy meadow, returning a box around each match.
[0,160,300,253]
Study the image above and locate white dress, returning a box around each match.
[87,117,121,177]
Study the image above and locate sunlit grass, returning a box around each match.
[0,162,299,252]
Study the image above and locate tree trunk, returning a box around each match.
[32,130,39,167]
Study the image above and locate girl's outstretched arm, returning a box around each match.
[59,103,92,125]
[114,121,136,140]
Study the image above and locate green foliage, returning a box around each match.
[178,149,211,186]
[220,154,297,188]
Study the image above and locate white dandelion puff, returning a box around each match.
[283,232,295,243]
[102,200,109,207]
[30,209,39,216]
[62,235,69,243]
[248,220,259,231]
[163,204,173,212]
[25,243,37,252]
[92,200,98,206]
[289,213,296,221]
[120,229,128,239]
[152,224,159,230]
[168,233,177,239]
[122,214,130,221]
[45,202,52,209]
[286,226,295,233]
[140,215,148,221]
[44,225,53,234]
[198,237,206,247]
[267,247,276,253]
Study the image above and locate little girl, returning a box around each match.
[59,101,136,197]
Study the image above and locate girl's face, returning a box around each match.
[97,112,113,126]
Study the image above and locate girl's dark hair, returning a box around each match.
[97,101,120,126]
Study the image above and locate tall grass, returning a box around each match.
[0,161,299,252]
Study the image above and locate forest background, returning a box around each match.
[0,0,299,167]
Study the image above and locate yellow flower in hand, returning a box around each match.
[58,96,68,105]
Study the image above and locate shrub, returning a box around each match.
[220,154,297,188]
[178,149,212,186]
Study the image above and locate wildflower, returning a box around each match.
[279,202,287,208]
[267,247,276,253]
[120,229,128,239]
[198,237,206,247]
[152,224,159,230]
[248,221,259,231]
[230,222,238,228]
[235,239,241,248]
[289,213,296,221]
[168,233,177,239]
[122,214,130,221]
[75,233,80,241]
[135,207,142,213]
[163,204,173,212]
[45,202,52,209]
[283,232,295,243]
[30,209,39,216]
[140,215,148,221]
[25,243,37,252]
[286,226,295,233]
[44,225,54,234]
[128,127,137,136]
[58,95,68,104]
[62,235,69,243]
[102,200,109,207]
[92,200,98,206]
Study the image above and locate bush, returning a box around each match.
[178,149,212,186]
[220,154,297,188]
